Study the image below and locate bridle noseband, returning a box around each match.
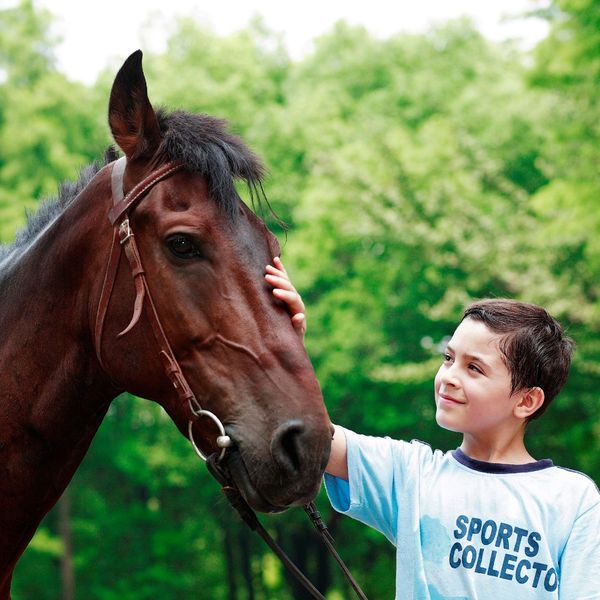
[94,156,232,461]
[93,157,368,600]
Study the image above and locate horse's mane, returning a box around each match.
[0,109,267,262]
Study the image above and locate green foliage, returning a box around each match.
[0,0,56,87]
[5,2,600,598]
[0,0,109,242]
[522,0,600,475]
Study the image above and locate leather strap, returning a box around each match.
[119,224,197,406]
[109,161,184,225]
[304,503,369,599]
[117,221,146,336]
[94,227,121,372]
[111,155,127,202]
[95,158,199,411]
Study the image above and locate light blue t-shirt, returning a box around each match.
[324,428,600,600]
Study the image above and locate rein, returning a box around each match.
[94,157,368,600]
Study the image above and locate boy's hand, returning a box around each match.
[265,257,307,340]
[265,259,347,477]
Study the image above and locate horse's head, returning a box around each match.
[96,51,331,512]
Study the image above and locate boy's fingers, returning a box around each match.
[265,264,283,274]
[273,256,288,276]
[265,273,295,291]
[291,313,307,337]
[272,289,305,312]
[266,259,306,339]
[265,264,288,280]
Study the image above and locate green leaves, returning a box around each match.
[0,1,109,242]
[6,3,600,598]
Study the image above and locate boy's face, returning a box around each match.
[434,318,522,438]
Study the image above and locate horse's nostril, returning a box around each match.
[271,420,305,474]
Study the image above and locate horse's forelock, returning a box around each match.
[155,109,266,218]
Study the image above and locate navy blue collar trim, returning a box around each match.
[452,448,554,474]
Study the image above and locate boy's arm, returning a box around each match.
[327,425,348,480]
[265,257,348,479]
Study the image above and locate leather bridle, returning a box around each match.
[94,156,232,460]
[93,157,368,600]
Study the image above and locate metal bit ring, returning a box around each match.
[188,409,232,462]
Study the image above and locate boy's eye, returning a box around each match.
[443,353,453,363]
[469,364,483,374]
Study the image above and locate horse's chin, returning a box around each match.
[221,449,317,514]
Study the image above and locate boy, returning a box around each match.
[265,257,600,599]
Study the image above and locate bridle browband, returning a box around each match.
[94,157,368,600]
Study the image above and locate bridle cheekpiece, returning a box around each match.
[94,156,232,462]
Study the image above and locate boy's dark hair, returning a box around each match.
[462,299,574,420]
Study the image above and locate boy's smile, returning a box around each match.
[434,318,523,444]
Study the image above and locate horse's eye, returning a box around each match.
[166,234,202,259]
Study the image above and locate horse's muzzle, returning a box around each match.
[220,422,329,513]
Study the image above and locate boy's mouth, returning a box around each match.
[438,392,464,405]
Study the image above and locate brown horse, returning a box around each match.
[0,51,332,597]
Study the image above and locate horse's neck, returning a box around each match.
[0,184,116,575]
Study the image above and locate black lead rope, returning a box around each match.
[206,455,369,600]
[303,503,369,600]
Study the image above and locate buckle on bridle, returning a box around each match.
[118,218,133,244]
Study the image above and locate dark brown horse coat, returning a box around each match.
[0,51,331,597]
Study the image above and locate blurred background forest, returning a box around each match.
[1,0,599,598]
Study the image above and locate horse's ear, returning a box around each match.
[108,50,161,160]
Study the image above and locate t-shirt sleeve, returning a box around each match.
[324,428,399,544]
[558,498,600,599]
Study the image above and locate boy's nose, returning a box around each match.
[440,366,460,387]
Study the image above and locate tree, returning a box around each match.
[523,0,600,472]
[7,5,599,599]
[0,0,109,242]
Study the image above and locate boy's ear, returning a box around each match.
[515,387,545,420]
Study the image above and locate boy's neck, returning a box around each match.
[460,432,536,465]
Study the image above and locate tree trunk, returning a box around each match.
[238,528,255,600]
[57,489,75,600]
[224,523,238,600]
[277,528,320,600]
